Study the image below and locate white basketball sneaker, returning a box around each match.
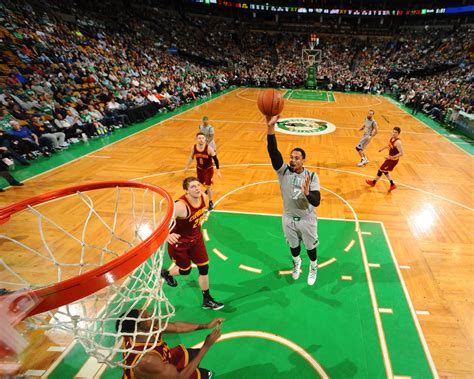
[357,159,365,167]
[292,257,302,280]
[308,262,318,286]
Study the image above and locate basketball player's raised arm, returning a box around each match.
[184,148,194,172]
[266,115,284,170]
[163,318,224,334]
[208,146,221,177]
[167,201,187,244]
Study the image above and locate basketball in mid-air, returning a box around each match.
[257,89,285,117]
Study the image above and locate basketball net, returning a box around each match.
[0,182,175,373]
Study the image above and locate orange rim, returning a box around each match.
[0,181,173,318]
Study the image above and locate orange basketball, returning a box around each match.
[257,89,285,117]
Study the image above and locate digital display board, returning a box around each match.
[188,1,474,16]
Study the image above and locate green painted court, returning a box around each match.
[284,90,335,102]
[49,211,435,378]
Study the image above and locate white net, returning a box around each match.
[0,183,175,369]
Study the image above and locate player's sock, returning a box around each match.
[202,289,211,299]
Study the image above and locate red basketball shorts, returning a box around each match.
[168,235,209,270]
[197,167,213,186]
[380,159,399,172]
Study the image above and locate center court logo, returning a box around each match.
[276,117,336,136]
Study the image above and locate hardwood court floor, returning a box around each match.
[0,88,472,378]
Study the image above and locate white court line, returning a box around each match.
[41,340,77,377]
[191,330,329,378]
[341,275,353,281]
[380,223,438,378]
[318,258,337,268]
[84,155,111,159]
[400,265,411,269]
[133,163,473,212]
[47,346,66,352]
[379,308,393,314]
[202,229,209,241]
[416,310,431,316]
[212,248,228,261]
[361,231,372,235]
[279,269,299,275]
[25,370,46,376]
[368,263,381,268]
[344,240,356,252]
[239,264,262,274]
[173,117,442,136]
[211,209,381,223]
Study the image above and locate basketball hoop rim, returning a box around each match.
[0,181,174,318]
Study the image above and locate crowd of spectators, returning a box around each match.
[0,0,472,189]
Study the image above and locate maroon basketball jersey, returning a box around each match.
[388,137,400,159]
[122,335,171,379]
[193,144,213,170]
[172,194,206,241]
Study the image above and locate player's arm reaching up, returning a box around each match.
[266,115,284,170]
[167,201,188,244]
[208,145,221,177]
[184,147,194,173]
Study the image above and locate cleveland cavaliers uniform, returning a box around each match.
[122,335,200,379]
[380,137,401,172]
[193,144,214,186]
[167,193,209,270]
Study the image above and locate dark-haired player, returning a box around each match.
[265,115,321,286]
[117,308,223,379]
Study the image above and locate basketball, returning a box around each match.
[257,89,285,117]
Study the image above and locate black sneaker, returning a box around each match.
[11,182,24,187]
[202,297,224,310]
[161,269,178,287]
[208,201,214,211]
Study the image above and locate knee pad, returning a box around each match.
[197,264,209,276]
[383,171,389,176]
[179,267,192,276]
[355,146,362,152]
[290,246,301,257]
[377,170,383,177]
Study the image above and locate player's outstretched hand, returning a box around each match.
[167,233,181,245]
[203,327,221,348]
[207,318,225,329]
[301,175,310,196]
[266,115,279,128]
[217,169,221,178]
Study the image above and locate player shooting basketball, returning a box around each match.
[265,115,321,286]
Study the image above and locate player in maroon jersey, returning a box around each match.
[161,177,224,310]
[117,308,223,379]
[184,133,221,211]
[366,127,404,192]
